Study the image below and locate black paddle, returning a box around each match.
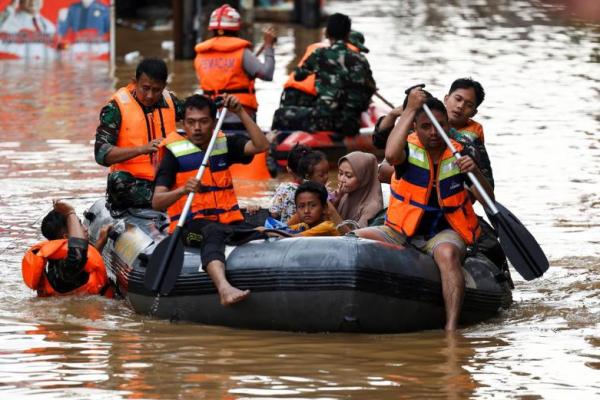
[144,107,229,295]
[422,104,549,281]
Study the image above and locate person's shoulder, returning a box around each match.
[273,182,297,194]
[99,100,121,125]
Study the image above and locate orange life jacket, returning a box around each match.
[385,134,481,245]
[283,41,360,96]
[22,239,113,298]
[163,131,244,232]
[194,36,258,110]
[454,119,485,144]
[109,84,177,181]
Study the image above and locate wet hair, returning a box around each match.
[41,210,67,240]
[183,94,217,119]
[287,144,312,176]
[294,181,328,207]
[135,58,168,83]
[297,150,327,180]
[326,13,351,41]
[414,97,448,120]
[449,78,485,107]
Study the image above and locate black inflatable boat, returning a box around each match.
[85,199,512,333]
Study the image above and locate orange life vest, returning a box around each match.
[283,41,361,96]
[385,133,481,245]
[454,119,485,144]
[22,240,113,298]
[194,36,258,110]
[109,84,177,181]
[163,131,244,232]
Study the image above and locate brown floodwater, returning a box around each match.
[1,0,599,398]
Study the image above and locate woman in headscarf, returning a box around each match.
[332,151,383,230]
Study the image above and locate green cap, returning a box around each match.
[348,30,369,53]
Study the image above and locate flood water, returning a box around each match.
[1,0,599,398]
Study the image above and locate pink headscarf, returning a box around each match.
[337,151,383,228]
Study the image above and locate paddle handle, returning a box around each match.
[422,104,498,215]
[176,108,228,229]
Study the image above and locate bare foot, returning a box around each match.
[219,285,250,306]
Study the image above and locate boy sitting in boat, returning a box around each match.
[22,201,114,298]
[152,94,269,306]
[286,181,341,237]
[354,88,494,331]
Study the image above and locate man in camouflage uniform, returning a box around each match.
[272,14,376,136]
[95,58,185,212]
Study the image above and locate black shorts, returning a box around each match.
[184,219,261,269]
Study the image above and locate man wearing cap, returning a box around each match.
[193,3,277,132]
[271,14,375,136]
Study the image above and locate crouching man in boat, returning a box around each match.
[95,58,185,213]
[152,94,269,306]
[353,88,494,331]
[22,201,114,298]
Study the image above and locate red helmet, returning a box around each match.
[209,4,241,31]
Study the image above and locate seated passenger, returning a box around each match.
[272,28,370,127]
[271,13,375,136]
[331,151,383,231]
[22,201,114,298]
[354,89,494,331]
[444,77,494,188]
[152,94,269,306]
[269,144,329,223]
[288,181,341,236]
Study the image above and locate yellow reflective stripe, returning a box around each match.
[167,140,201,157]
[408,143,429,169]
[210,135,228,156]
[439,157,460,180]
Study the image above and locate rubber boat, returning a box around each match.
[272,103,386,168]
[85,199,512,333]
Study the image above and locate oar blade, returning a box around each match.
[143,230,185,295]
[489,202,549,281]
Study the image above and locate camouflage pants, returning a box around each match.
[271,105,338,132]
[279,88,317,108]
[106,171,153,211]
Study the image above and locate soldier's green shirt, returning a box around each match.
[293,40,376,114]
[94,91,185,167]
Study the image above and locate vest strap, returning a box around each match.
[203,87,255,95]
[198,184,234,193]
[171,204,240,223]
[390,188,462,213]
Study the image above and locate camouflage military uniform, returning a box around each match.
[94,93,185,211]
[272,40,376,135]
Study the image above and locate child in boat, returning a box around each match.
[331,151,383,231]
[443,77,494,188]
[287,181,341,236]
[22,200,114,298]
[269,144,329,223]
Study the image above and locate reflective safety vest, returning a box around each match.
[385,134,481,244]
[109,84,177,181]
[194,36,258,110]
[453,119,485,144]
[283,41,361,96]
[22,240,113,297]
[163,131,244,232]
